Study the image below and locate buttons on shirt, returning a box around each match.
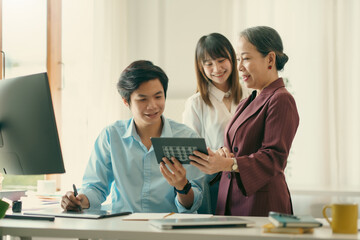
[227,172,231,179]
[234,147,238,152]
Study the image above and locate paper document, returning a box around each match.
[122,212,213,221]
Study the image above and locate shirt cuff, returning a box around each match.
[174,180,203,213]
[80,188,103,209]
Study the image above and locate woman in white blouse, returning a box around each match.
[183,33,243,213]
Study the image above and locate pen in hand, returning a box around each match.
[72,184,82,212]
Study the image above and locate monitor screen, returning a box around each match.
[0,72,65,175]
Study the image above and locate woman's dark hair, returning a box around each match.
[240,26,288,70]
[195,33,242,107]
[117,60,168,104]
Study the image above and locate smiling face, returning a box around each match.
[202,56,232,92]
[236,37,274,91]
[124,79,165,128]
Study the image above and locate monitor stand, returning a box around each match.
[0,127,3,147]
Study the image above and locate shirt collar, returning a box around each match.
[259,78,285,97]
[122,118,138,139]
[208,83,231,102]
[160,115,173,137]
[122,115,172,139]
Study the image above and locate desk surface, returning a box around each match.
[0,216,359,240]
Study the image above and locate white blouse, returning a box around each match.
[182,84,238,151]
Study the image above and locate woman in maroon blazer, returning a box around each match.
[190,26,299,216]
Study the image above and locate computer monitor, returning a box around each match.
[0,72,65,175]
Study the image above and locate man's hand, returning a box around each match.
[61,191,90,211]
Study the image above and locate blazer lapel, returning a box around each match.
[227,78,285,146]
[224,96,252,148]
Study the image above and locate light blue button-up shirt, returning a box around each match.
[80,116,206,213]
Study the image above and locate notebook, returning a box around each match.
[23,208,131,219]
[149,216,255,230]
[268,211,322,228]
[262,223,314,234]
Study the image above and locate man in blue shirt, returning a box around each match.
[61,60,206,213]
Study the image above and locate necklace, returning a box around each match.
[224,90,231,98]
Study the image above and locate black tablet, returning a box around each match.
[23,208,131,219]
[151,137,208,164]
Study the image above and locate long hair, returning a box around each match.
[195,33,242,107]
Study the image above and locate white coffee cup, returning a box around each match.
[37,180,56,194]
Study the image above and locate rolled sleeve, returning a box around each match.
[174,180,203,213]
[80,187,103,209]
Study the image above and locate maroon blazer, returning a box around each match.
[216,78,299,216]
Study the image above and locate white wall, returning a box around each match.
[61,0,130,189]
[125,0,236,100]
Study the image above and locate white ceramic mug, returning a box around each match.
[37,180,56,194]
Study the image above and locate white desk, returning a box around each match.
[0,216,359,240]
